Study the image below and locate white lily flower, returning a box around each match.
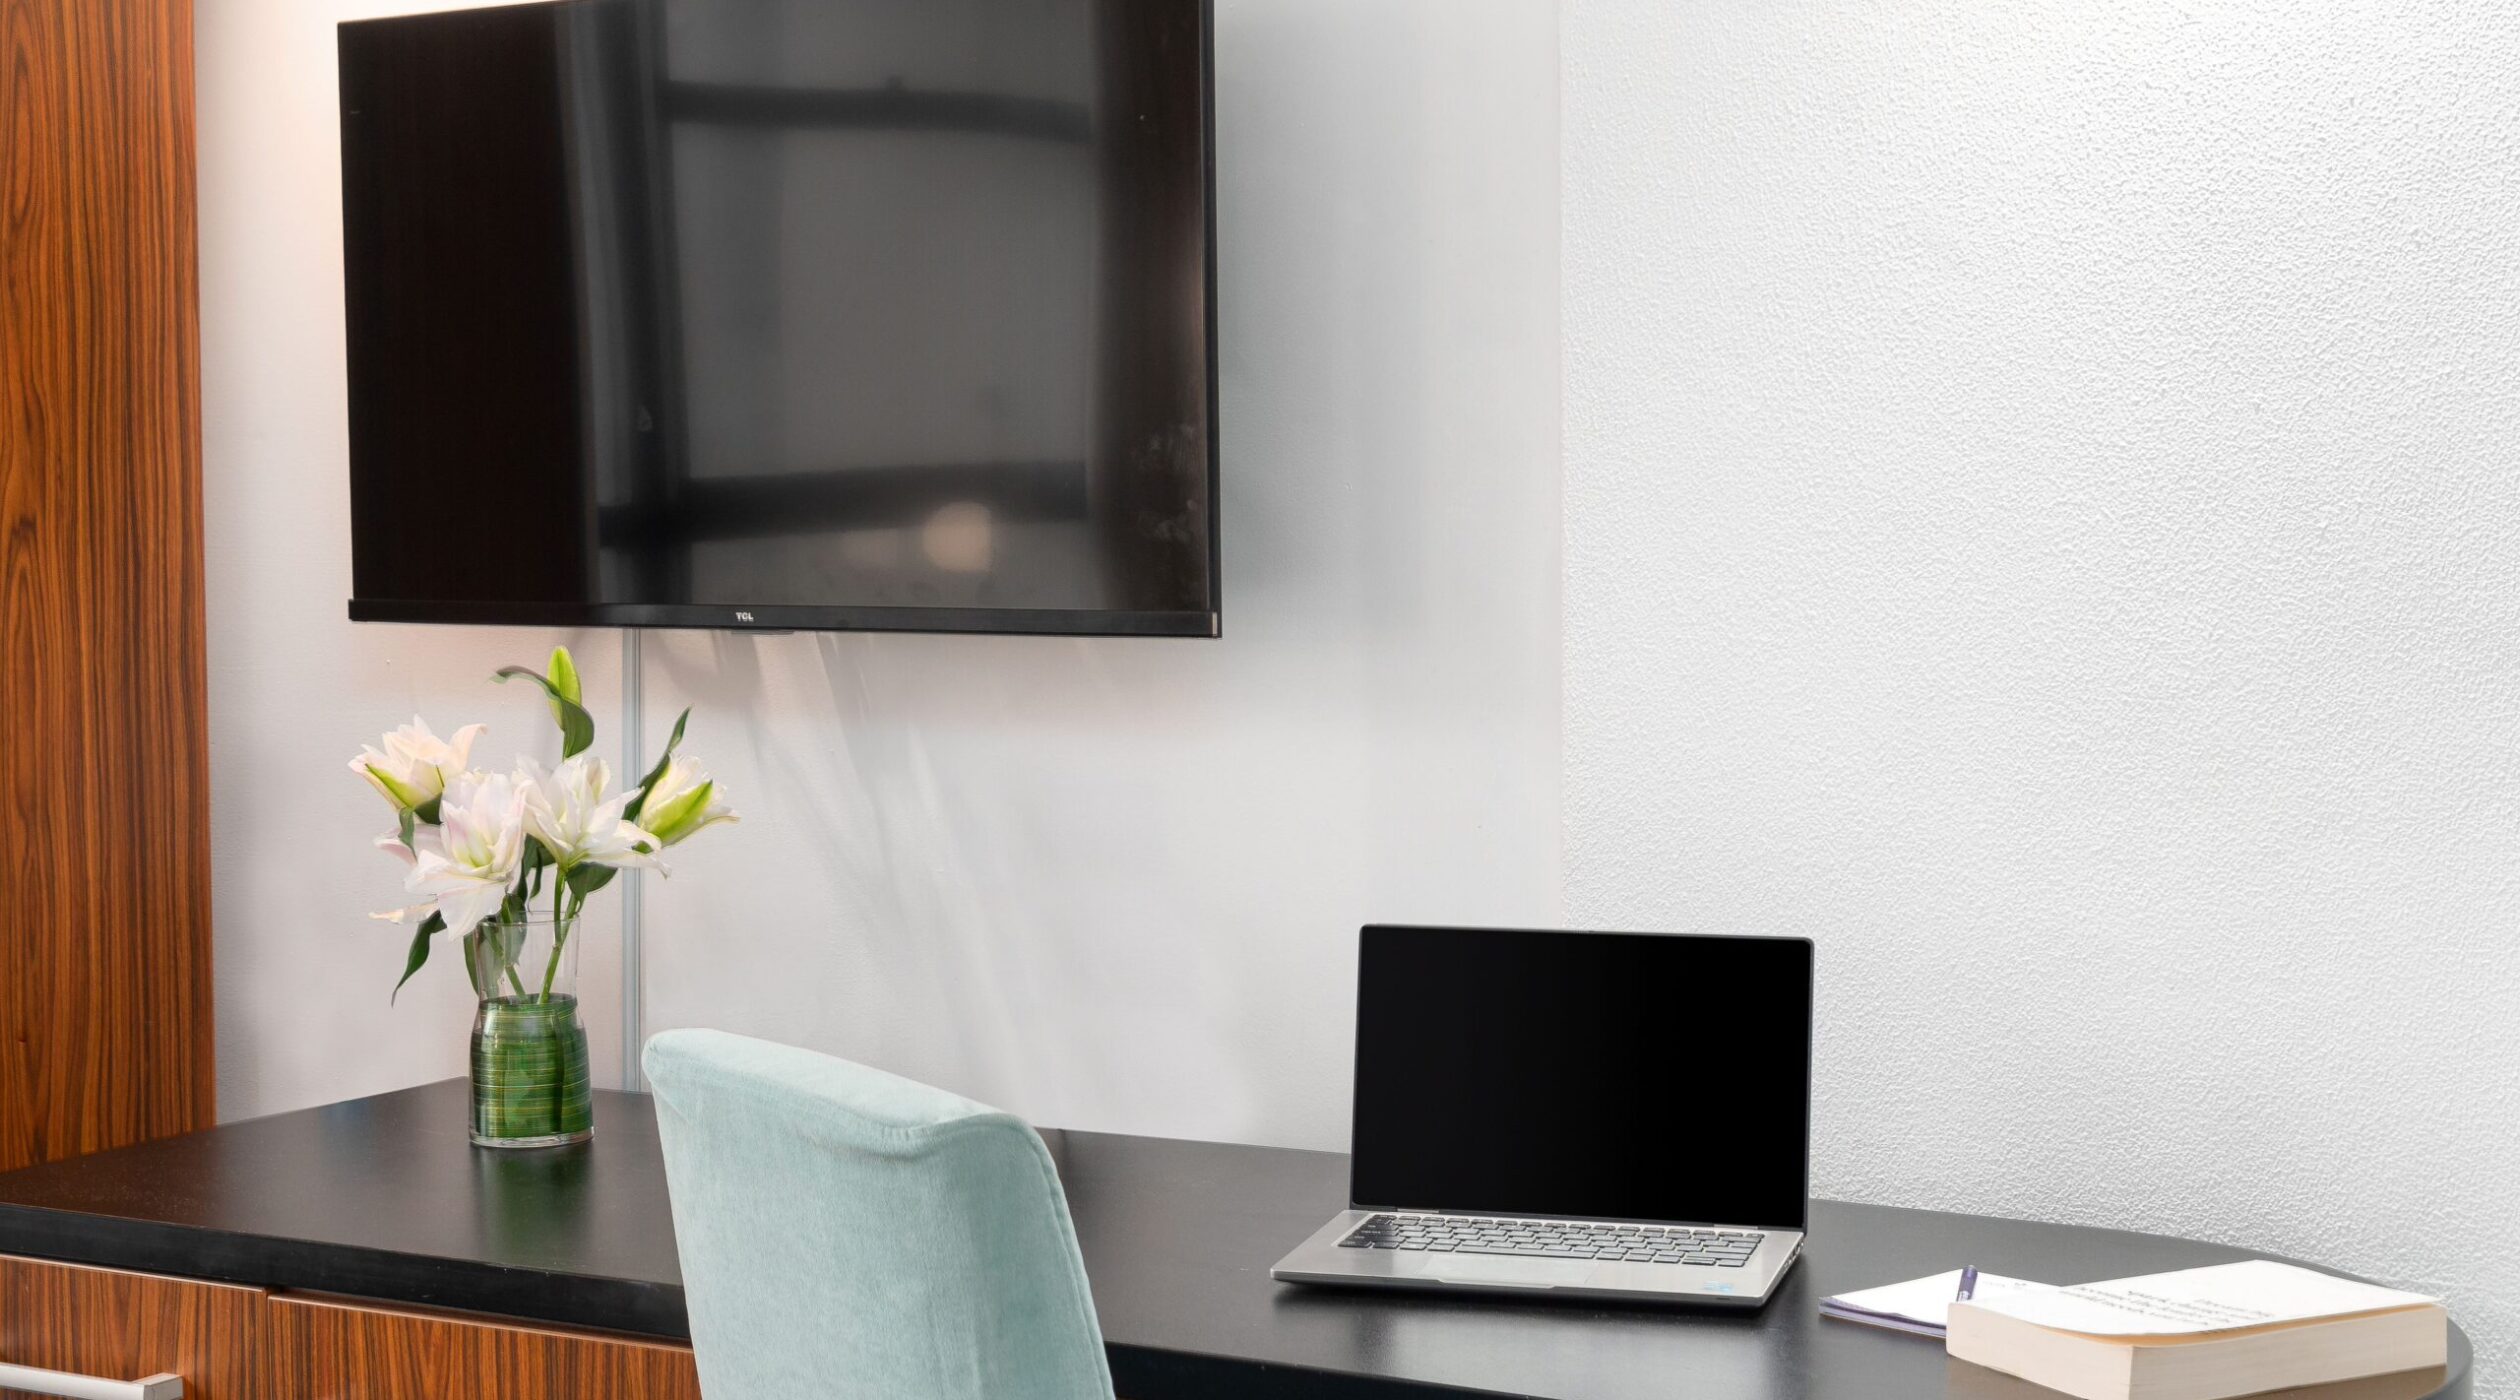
[368,831,440,926]
[396,770,529,937]
[348,717,485,813]
[637,754,740,847]
[518,754,666,874]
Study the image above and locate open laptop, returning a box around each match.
[1271,925,1814,1307]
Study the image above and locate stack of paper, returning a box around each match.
[1820,1270,2056,1338]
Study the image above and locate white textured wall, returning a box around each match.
[633,0,1562,1150]
[1564,0,2520,1388]
[198,0,1563,1148]
[200,0,630,1119]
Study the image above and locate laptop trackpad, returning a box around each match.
[1426,1255,1595,1287]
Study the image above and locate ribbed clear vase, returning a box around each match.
[464,911,593,1149]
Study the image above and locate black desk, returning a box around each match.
[0,1081,2472,1400]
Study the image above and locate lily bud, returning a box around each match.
[547,646,582,729]
[640,755,741,847]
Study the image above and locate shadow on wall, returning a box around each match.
[625,0,1562,1152]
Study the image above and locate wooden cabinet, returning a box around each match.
[0,1257,707,1400]
[270,1294,702,1400]
[0,0,212,1171]
[0,1256,262,1400]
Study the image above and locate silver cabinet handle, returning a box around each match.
[0,1362,182,1400]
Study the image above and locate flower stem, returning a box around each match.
[492,889,530,999]
[540,878,568,1003]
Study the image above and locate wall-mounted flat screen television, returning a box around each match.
[339,0,1216,636]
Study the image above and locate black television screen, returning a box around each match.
[339,0,1215,636]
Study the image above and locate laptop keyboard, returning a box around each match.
[1339,1213,1765,1266]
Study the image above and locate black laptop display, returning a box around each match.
[1351,926,1813,1227]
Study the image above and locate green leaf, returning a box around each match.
[627,708,691,820]
[460,930,487,1000]
[493,665,595,758]
[391,911,448,1003]
[412,795,441,825]
[566,863,620,899]
[397,807,416,850]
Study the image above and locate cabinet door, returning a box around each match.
[271,1294,702,1400]
[0,1255,261,1400]
[0,0,213,1171]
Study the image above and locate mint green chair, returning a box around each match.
[644,1030,1115,1400]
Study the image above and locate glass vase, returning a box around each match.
[464,910,593,1149]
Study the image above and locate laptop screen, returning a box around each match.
[1349,926,1812,1228]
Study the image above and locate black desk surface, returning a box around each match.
[0,1080,2471,1400]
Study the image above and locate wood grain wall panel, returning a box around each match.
[271,1294,705,1400]
[0,1255,261,1400]
[0,0,210,1170]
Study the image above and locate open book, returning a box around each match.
[1947,1260,2445,1400]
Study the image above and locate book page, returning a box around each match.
[1968,1260,2438,1338]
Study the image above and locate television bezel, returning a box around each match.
[340,0,1220,640]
